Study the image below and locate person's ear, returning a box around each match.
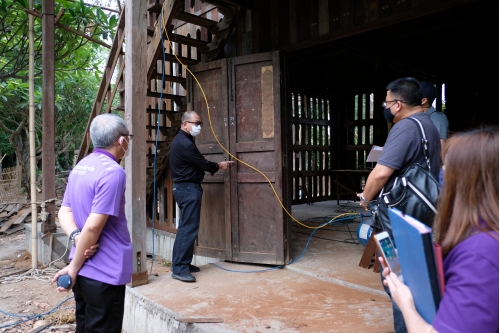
[422,97,428,106]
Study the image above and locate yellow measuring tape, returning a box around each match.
[160,13,357,228]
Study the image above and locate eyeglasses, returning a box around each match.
[382,100,406,108]
[185,121,203,127]
[116,134,133,141]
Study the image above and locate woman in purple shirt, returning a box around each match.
[382,126,499,333]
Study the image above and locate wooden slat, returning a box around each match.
[5,225,25,235]
[168,33,209,50]
[175,10,217,30]
[13,208,31,224]
[151,73,187,85]
[146,90,185,102]
[0,207,29,233]
[164,53,200,66]
[147,0,184,81]
[147,1,163,13]
[176,318,224,323]
[146,108,177,114]
[105,60,125,114]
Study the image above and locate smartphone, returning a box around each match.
[374,231,404,282]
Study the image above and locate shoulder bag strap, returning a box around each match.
[408,117,431,171]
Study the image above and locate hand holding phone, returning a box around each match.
[374,231,404,282]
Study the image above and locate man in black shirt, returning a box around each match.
[169,110,234,282]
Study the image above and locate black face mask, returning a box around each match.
[384,108,395,123]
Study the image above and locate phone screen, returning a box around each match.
[378,237,404,281]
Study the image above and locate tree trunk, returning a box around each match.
[12,128,31,198]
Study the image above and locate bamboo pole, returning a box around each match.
[29,0,38,269]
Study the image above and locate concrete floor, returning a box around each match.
[123,201,394,333]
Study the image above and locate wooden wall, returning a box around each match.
[228,0,479,55]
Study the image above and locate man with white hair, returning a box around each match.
[53,113,133,333]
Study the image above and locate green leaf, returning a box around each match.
[109,15,117,29]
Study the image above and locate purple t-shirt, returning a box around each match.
[433,231,499,332]
[62,149,132,285]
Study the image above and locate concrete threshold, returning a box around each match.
[122,262,392,333]
[124,287,233,333]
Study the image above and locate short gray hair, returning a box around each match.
[181,110,199,123]
[90,114,128,148]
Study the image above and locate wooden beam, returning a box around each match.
[165,53,200,66]
[168,33,208,51]
[41,0,56,233]
[176,318,224,323]
[150,73,186,85]
[24,9,111,49]
[146,90,185,102]
[146,0,185,81]
[284,0,480,52]
[175,10,217,30]
[104,60,125,114]
[125,0,148,286]
[146,108,177,114]
[76,13,125,163]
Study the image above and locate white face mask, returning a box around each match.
[119,137,129,157]
[189,125,201,137]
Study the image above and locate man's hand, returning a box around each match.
[218,161,235,171]
[357,193,369,211]
[52,265,78,292]
[74,234,99,259]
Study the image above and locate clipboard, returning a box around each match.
[366,145,383,162]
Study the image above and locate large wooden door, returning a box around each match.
[188,51,288,265]
[187,58,231,260]
[229,52,286,265]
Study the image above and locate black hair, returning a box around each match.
[386,77,423,107]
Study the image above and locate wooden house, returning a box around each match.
[77,0,498,285]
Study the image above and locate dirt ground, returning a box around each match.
[0,229,167,333]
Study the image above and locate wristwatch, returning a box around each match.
[359,193,368,204]
[70,229,81,247]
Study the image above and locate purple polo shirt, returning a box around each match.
[433,230,499,332]
[62,149,132,285]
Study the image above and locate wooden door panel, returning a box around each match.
[188,58,231,260]
[198,183,226,258]
[236,183,280,259]
[229,51,286,265]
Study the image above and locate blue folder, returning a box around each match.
[388,208,441,324]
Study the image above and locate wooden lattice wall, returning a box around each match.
[0,166,22,203]
[290,92,335,204]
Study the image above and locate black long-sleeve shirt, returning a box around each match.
[169,130,219,183]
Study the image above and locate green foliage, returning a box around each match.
[0,0,116,81]
[0,1,115,171]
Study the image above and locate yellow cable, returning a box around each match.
[160,16,357,228]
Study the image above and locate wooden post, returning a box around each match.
[124,0,148,287]
[41,0,57,233]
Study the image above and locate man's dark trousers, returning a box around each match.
[73,276,126,333]
[172,182,203,275]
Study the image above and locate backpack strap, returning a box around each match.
[408,117,431,171]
